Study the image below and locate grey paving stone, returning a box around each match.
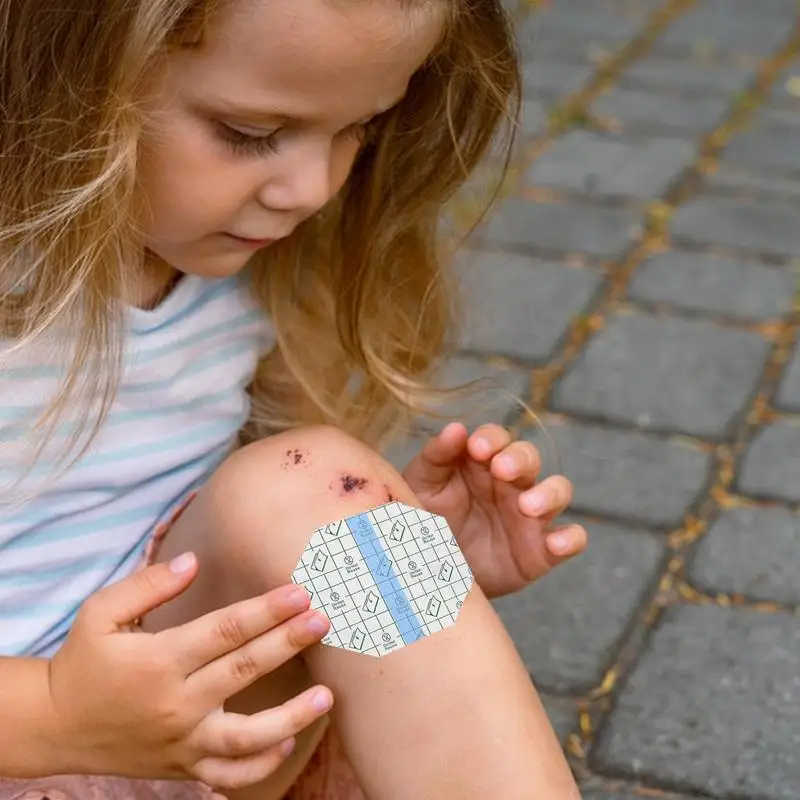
[541,695,579,744]
[458,251,603,363]
[594,605,800,799]
[494,518,664,693]
[690,506,800,605]
[532,0,662,15]
[522,59,595,100]
[737,420,800,503]
[519,34,622,63]
[672,196,800,257]
[482,199,640,259]
[592,87,728,135]
[517,9,642,54]
[720,112,800,176]
[524,418,712,526]
[581,790,696,800]
[580,792,639,800]
[553,314,770,439]
[691,0,800,11]
[516,0,657,62]
[526,132,694,198]
[628,251,797,321]
[413,355,531,434]
[703,165,800,198]
[654,6,792,56]
[619,56,756,96]
[776,345,800,412]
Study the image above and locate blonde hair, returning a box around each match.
[0,0,520,477]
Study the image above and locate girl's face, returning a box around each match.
[136,0,443,279]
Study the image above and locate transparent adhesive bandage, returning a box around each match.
[291,502,473,657]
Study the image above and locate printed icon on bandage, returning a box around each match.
[291,502,473,657]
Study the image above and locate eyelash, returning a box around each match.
[215,121,374,158]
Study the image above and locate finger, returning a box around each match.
[422,422,469,465]
[80,553,199,634]
[545,524,589,563]
[489,441,542,489]
[202,686,334,759]
[403,422,468,488]
[467,424,512,463]
[166,585,313,674]
[189,609,330,703]
[519,475,573,519]
[194,738,297,792]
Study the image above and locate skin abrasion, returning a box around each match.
[281,449,308,470]
[339,474,369,494]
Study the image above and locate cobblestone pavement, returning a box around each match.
[386,1,800,797]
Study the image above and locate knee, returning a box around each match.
[201,425,415,589]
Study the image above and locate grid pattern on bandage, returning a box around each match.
[291,502,473,657]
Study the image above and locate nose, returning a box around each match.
[257,143,332,218]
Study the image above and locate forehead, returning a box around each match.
[177,0,445,119]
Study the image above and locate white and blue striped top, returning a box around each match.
[0,273,272,657]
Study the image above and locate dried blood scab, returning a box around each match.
[340,474,368,493]
[384,485,397,503]
[281,449,307,469]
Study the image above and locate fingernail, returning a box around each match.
[475,437,491,458]
[498,454,516,474]
[306,613,329,636]
[168,552,195,574]
[288,586,310,608]
[279,738,296,756]
[312,689,333,713]
[523,490,546,514]
[548,533,568,553]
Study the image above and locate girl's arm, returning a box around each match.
[306,585,579,800]
[0,657,62,777]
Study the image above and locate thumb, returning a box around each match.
[85,552,198,633]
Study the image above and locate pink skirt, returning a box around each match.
[0,495,366,800]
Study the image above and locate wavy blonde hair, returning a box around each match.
[0,0,520,478]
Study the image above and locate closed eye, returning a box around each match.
[214,122,281,157]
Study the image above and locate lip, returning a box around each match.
[223,233,277,249]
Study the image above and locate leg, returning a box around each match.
[142,426,385,799]
[142,425,578,800]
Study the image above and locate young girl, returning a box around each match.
[0,0,588,797]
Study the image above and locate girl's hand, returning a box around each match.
[48,556,333,791]
[403,423,588,599]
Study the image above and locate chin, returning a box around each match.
[186,257,252,279]
[154,248,253,280]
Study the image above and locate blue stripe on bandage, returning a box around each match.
[346,512,425,645]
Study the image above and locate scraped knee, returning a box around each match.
[203,425,416,592]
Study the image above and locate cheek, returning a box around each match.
[136,122,253,237]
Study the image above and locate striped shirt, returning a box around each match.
[0,273,272,657]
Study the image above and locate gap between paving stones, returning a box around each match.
[502,10,800,794]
